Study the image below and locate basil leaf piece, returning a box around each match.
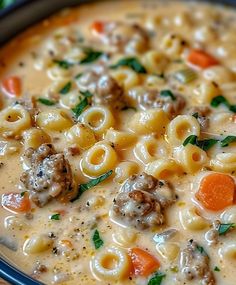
[59,82,71,95]
[92,229,104,249]
[110,57,147,73]
[214,266,220,272]
[218,223,235,236]
[20,191,26,197]
[196,244,208,257]
[38,98,56,106]
[192,112,199,119]
[160,90,176,101]
[75,73,83,79]
[53,60,73,69]
[148,272,166,285]
[71,170,113,201]
[183,135,197,146]
[72,97,88,118]
[211,95,236,113]
[80,90,93,97]
[50,214,60,220]
[221,136,236,147]
[197,139,218,151]
[80,48,103,64]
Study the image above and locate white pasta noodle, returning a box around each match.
[112,228,137,247]
[47,65,71,80]
[221,206,236,224]
[0,104,31,135]
[134,137,169,164]
[59,91,81,109]
[81,141,118,176]
[23,128,51,149]
[142,50,168,74]
[219,243,236,260]
[145,158,182,180]
[179,207,209,231]
[203,66,234,85]
[105,129,137,149]
[193,81,221,104]
[160,33,187,59]
[167,115,200,146]
[173,144,208,173]
[210,152,236,173]
[36,109,73,131]
[129,109,169,135]
[111,67,140,90]
[23,235,53,254]
[66,123,96,149]
[156,242,180,261]
[114,161,139,183]
[143,74,166,89]
[79,106,115,136]
[91,246,131,281]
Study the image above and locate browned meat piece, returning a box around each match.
[128,88,186,118]
[92,21,149,53]
[112,172,176,229]
[205,220,221,246]
[20,144,74,207]
[187,106,211,130]
[180,240,215,285]
[77,70,124,108]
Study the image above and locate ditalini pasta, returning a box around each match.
[0,1,236,285]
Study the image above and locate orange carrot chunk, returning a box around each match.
[2,76,22,97]
[91,21,105,34]
[1,192,31,213]
[187,49,219,69]
[129,248,160,276]
[196,173,235,211]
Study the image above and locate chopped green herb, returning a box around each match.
[218,223,235,236]
[80,90,93,97]
[160,90,176,101]
[71,170,113,201]
[37,98,56,106]
[92,229,104,249]
[183,135,218,151]
[183,135,197,146]
[80,48,103,64]
[121,106,137,111]
[110,57,146,74]
[20,191,26,197]
[211,95,236,113]
[192,112,199,119]
[197,138,218,151]
[196,244,208,257]
[72,97,88,118]
[220,136,236,147]
[214,266,220,272]
[54,59,73,69]
[59,82,72,95]
[148,272,166,285]
[50,214,60,220]
[174,68,197,84]
[75,73,83,79]
[0,0,16,9]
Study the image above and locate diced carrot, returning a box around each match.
[91,21,105,34]
[1,192,31,214]
[129,248,160,276]
[196,173,235,211]
[187,49,219,69]
[2,76,22,97]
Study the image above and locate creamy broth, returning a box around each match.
[0,1,236,285]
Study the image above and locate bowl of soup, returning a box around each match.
[0,1,236,285]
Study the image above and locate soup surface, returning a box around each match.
[0,1,236,284]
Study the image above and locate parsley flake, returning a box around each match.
[220,136,236,147]
[160,90,176,101]
[92,229,104,249]
[37,98,56,106]
[148,272,166,285]
[72,97,88,118]
[110,57,146,73]
[53,59,73,69]
[59,82,72,95]
[50,214,60,220]
[80,48,103,64]
[211,95,236,113]
[218,223,235,235]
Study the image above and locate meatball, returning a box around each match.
[77,70,124,108]
[92,21,149,53]
[187,106,211,130]
[128,88,186,118]
[20,144,74,207]
[180,240,215,285]
[112,172,176,229]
